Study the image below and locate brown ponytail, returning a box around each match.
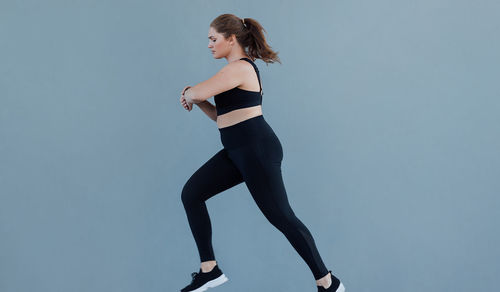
[210,14,281,65]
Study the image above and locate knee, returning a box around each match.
[181,181,195,206]
[266,209,299,231]
[181,179,204,206]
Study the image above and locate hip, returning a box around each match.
[218,115,281,150]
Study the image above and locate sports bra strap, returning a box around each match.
[240,57,263,96]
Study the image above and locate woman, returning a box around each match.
[179,14,345,292]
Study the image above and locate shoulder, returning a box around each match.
[219,59,254,75]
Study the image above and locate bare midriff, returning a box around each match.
[217,105,263,129]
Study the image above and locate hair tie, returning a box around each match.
[242,18,247,28]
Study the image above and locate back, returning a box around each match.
[214,58,263,116]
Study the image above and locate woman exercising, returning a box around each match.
[179,13,345,292]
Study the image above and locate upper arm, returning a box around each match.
[190,62,245,102]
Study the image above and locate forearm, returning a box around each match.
[196,100,217,122]
[184,87,203,104]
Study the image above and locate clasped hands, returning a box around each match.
[180,86,193,111]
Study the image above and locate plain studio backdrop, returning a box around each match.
[1,1,499,291]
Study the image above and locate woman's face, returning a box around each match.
[208,27,233,59]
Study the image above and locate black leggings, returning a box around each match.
[181,115,332,280]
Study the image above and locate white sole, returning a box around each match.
[189,274,229,292]
[336,282,345,292]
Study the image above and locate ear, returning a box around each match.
[229,34,237,45]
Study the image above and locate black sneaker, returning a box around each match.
[180,265,229,292]
[317,270,345,292]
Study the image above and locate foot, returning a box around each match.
[317,270,345,292]
[180,264,229,292]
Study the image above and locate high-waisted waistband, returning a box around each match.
[218,115,277,149]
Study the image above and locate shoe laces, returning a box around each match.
[190,271,201,284]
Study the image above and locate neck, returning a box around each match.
[225,53,250,63]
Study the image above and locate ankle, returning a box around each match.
[200,260,217,272]
[316,272,332,289]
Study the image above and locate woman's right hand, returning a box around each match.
[180,86,193,111]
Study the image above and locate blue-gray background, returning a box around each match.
[1,0,499,291]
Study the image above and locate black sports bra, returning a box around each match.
[214,57,263,116]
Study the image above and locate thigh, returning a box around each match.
[183,148,244,202]
[228,137,294,222]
